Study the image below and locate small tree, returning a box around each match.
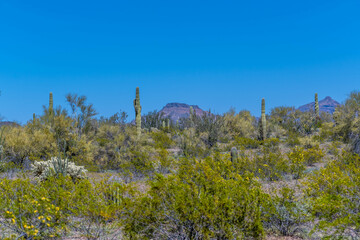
[66,93,97,137]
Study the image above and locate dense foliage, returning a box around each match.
[1,90,360,239]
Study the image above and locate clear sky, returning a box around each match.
[0,0,359,123]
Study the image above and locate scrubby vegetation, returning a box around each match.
[1,89,360,239]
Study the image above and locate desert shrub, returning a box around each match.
[263,138,280,150]
[155,148,173,174]
[268,123,287,139]
[2,126,56,165]
[117,145,156,182]
[141,110,166,130]
[319,122,336,141]
[31,157,87,181]
[179,128,207,157]
[269,107,317,136]
[0,160,16,173]
[234,136,261,149]
[92,124,126,170]
[333,91,360,155]
[68,180,133,240]
[123,156,266,239]
[223,109,256,139]
[263,186,309,237]
[0,177,71,239]
[298,135,320,149]
[288,147,306,179]
[302,145,324,166]
[3,115,94,168]
[286,131,301,147]
[151,131,173,149]
[0,175,135,239]
[304,152,360,238]
[254,149,289,181]
[231,148,289,181]
[269,106,298,132]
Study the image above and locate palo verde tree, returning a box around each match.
[66,93,97,138]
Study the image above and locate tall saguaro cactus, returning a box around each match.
[260,98,266,141]
[189,106,194,128]
[231,147,238,163]
[49,92,54,114]
[315,93,320,118]
[133,87,142,138]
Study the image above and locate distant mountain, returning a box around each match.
[298,96,340,114]
[0,121,18,127]
[159,103,206,122]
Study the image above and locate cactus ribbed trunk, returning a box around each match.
[315,93,320,118]
[49,92,53,114]
[189,106,194,128]
[133,87,142,138]
[260,98,266,141]
[231,147,238,163]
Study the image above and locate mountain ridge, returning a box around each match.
[159,103,206,122]
[298,96,340,114]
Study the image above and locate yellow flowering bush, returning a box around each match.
[303,152,360,238]
[123,155,267,239]
[0,178,67,239]
[302,145,324,166]
[288,147,306,179]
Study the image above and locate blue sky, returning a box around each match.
[0,0,359,123]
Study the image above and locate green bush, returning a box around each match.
[123,156,266,239]
[302,145,324,166]
[0,177,71,239]
[0,176,134,239]
[151,131,174,149]
[254,149,289,181]
[288,147,306,179]
[263,186,309,237]
[234,136,261,149]
[304,152,360,238]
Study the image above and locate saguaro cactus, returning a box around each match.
[231,147,238,163]
[49,92,53,114]
[315,93,320,118]
[189,106,194,127]
[260,98,266,140]
[133,87,142,137]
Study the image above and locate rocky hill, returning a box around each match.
[159,103,206,122]
[0,121,19,127]
[298,96,340,114]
